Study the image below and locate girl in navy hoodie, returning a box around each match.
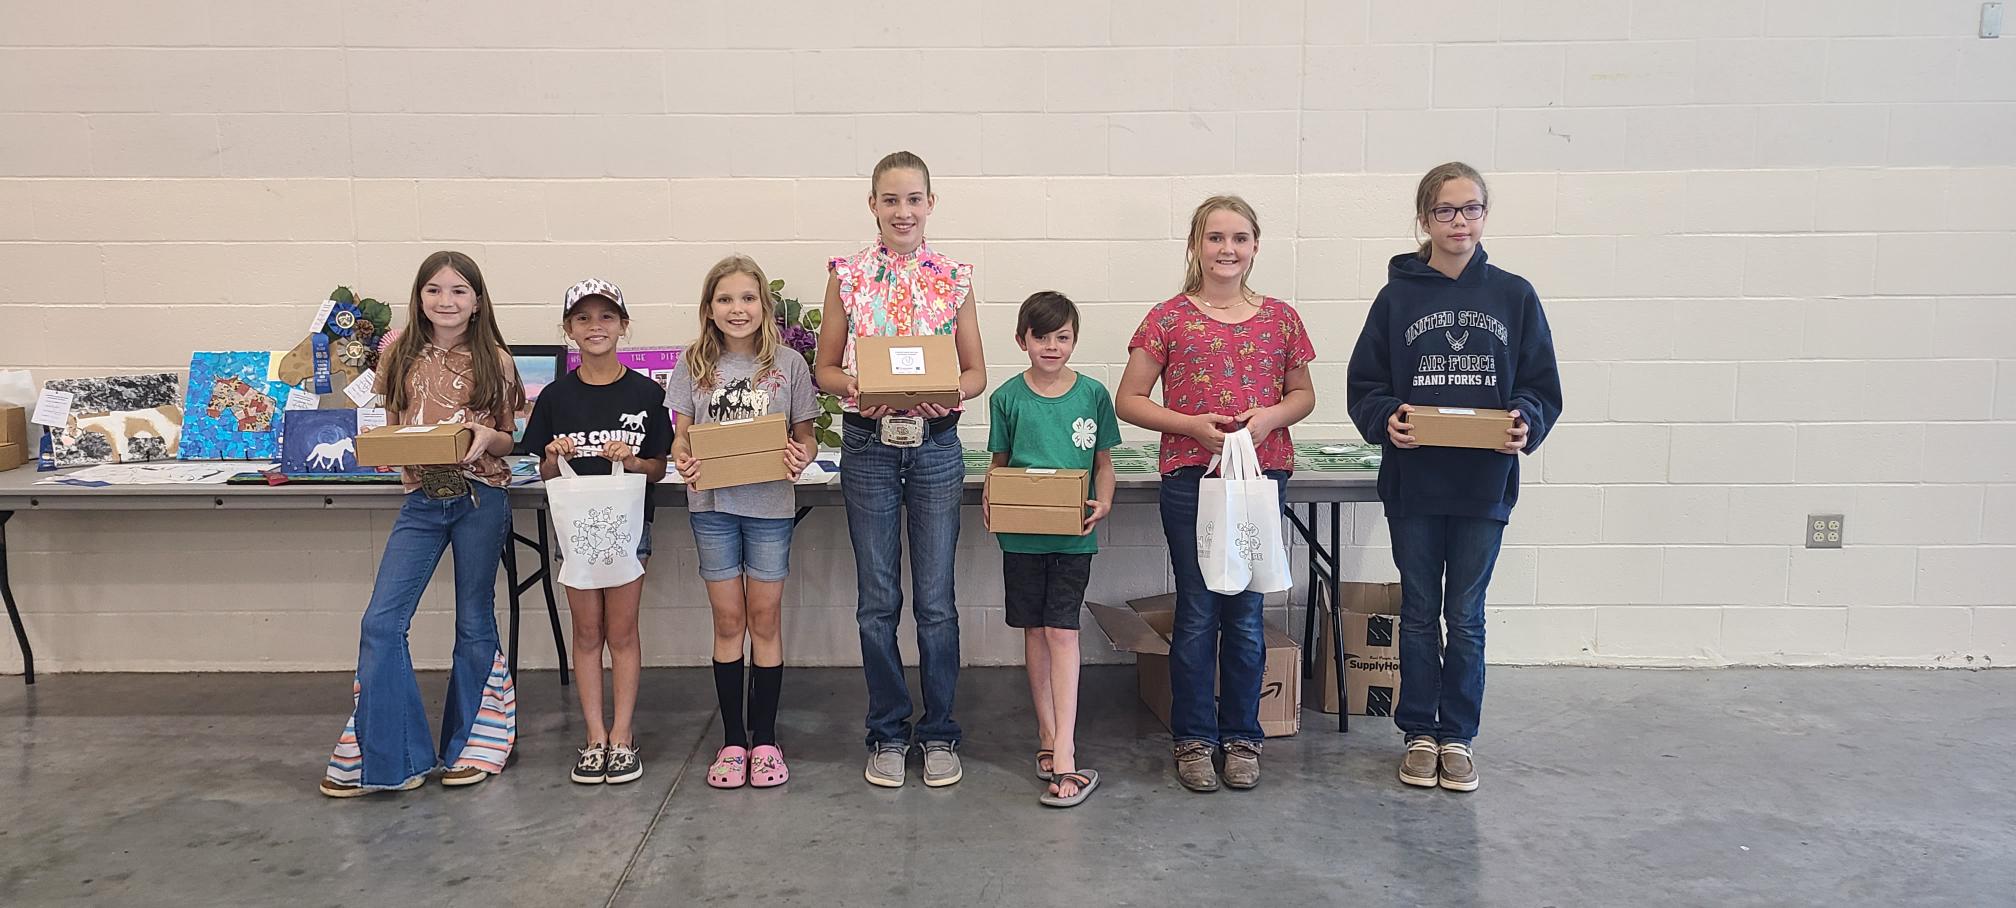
[1346,162,1563,794]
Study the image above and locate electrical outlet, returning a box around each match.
[1984,3,2004,38]
[1806,514,1844,548]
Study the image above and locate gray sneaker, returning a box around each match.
[921,741,962,787]
[1174,740,1219,792]
[1438,741,1478,792]
[864,742,907,788]
[1222,739,1261,789]
[1400,736,1440,788]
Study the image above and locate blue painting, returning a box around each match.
[280,409,370,475]
[181,351,290,460]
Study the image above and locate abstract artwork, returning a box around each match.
[181,351,291,460]
[279,408,371,475]
[44,373,183,468]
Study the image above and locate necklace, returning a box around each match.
[1192,290,1256,310]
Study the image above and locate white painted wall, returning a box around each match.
[2,0,2011,673]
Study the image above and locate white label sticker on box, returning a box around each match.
[395,425,436,434]
[356,407,387,429]
[1026,468,1057,474]
[1436,407,1477,416]
[308,298,338,332]
[343,369,378,407]
[284,388,319,411]
[720,417,754,426]
[31,389,74,426]
[888,346,926,375]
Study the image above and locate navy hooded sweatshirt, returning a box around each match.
[1347,246,1563,522]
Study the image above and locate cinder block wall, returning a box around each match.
[2,1,2011,672]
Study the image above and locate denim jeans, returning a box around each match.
[326,483,517,789]
[840,419,964,748]
[1387,514,1504,745]
[1159,465,1290,748]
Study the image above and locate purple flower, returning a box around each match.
[782,324,818,354]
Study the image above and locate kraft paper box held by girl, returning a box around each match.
[356,423,473,466]
[1406,405,1516,450]
[686,413,791,491]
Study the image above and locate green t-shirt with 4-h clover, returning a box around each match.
[986,371,1122,555]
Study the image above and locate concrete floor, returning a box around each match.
[2,666,2012,908]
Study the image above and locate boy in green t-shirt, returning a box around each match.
[984,291,1119,808]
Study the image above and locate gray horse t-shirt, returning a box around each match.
[663,350,819,519]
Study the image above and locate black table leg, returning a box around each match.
[0,511,32,685]
[1330,502,1346,733]
[501,515,523,680]
[535,516,568,687]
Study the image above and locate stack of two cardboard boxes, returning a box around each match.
[1088,596,1303,737]
[0,404,28,471]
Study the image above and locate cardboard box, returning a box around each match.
[1408,405,1515,450]
[986,467,1090,536]
[355,423,472,467]
[1313,582,1403,716]
[689,413,791,491]
[0,441,23,472]
[0,404,26,445]
[855,334,961,411]
[1088,595,1302,738]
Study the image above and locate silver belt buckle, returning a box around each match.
[879,415,925,448]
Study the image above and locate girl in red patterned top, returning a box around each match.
[1116,195,1315,794]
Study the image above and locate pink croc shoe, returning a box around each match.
[707,746,748,789]
[749,745,789,788]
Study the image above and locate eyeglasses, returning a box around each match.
[1430,204,1486,223]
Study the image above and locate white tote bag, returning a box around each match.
[546,457,647,590]
[1197,428,1293,595]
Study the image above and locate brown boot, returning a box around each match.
[1174,740,1219,792]
[1222,740,1261,789]
[1399,736,1440,788]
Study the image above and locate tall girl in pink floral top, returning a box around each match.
[1116,195,1316,794]
[813,151,988,789]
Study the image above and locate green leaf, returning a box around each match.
[819,395,843,415]
[804,308,822,330]
[818,428,842,449]
[769,279,785,293]
[331,286,355,305]
[784,299,802,324]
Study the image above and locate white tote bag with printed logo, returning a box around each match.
[1197,428,1293,595]
[546,457,646,590]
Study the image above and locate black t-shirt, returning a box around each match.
[522,367,674,522]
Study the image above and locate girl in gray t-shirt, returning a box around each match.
[666,254,820,790]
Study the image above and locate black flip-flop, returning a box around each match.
[1040,769,1098,808]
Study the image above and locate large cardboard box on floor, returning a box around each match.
[986,467,1090,536]
[689,413,790,491]
[1408,405,1515,450]
[1088,595,1301,737]
[855,334,961,411]
[1314,582,1404,716]
[355,423,473,467]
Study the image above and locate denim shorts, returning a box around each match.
[690,511,794,582]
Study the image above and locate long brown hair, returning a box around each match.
[1414,161,1489,259]
[1182,195,1261,295]
[380,250,523,418]
[685,254,781,391]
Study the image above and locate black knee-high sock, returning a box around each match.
[713,659,748,748]
[748,663,784,747]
